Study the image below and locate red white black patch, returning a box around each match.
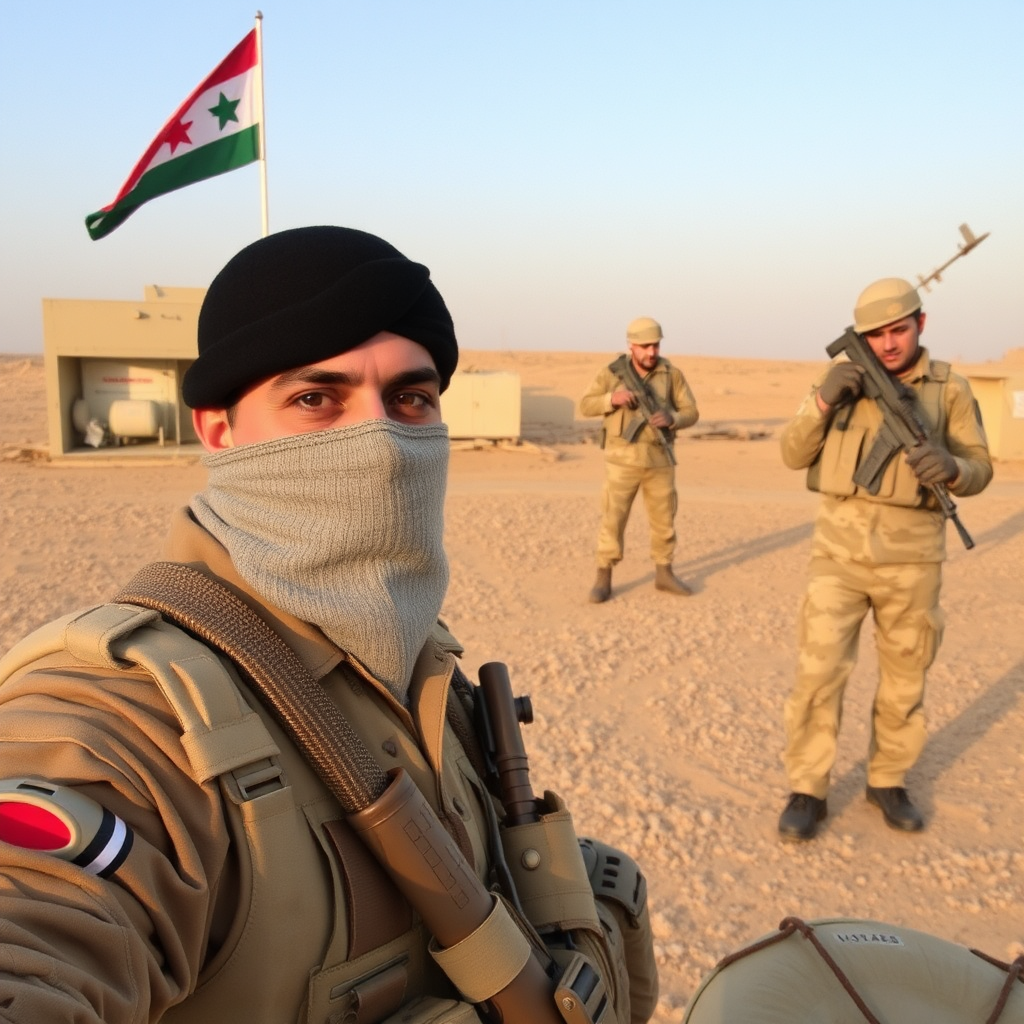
[0,778,133,878]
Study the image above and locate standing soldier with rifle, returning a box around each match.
[777,277,992,842]
[580,317,700,603]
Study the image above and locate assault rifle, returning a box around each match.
[826,327,974,550]
[609,354,676,465]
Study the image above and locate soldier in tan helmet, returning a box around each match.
[777,278,991,841]
[580,317,700,602]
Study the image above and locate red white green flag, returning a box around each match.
[85,30,262,240]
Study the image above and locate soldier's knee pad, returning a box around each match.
[579,838,659,1024]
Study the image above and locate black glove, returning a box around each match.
[818,361,865,408]
[906,441,958,485]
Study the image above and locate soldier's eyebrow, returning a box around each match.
[386,367,442,390]
[267,365,441,392]
[269,367,361,391]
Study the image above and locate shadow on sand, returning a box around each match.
[611,521,814,595]
[827,656,1023,820]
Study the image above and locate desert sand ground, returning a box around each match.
[1,350,1022,1021]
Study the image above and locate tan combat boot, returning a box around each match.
[655,564,692,596]
[588,567,612,603]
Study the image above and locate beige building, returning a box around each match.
[963,350,1024,462]
[41,287,523,458]
[42,287,204,458]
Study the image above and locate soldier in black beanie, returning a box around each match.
[183,224,459,408]
[185,224,459,695]
[0,225,659,1024]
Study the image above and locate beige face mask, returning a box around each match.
[190,419,450,701]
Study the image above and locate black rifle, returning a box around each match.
[478,662,538,826]
[826,327,974,550]
[609,354,676,465]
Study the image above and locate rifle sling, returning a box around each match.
[116,561,484,859]
[116,560,389,812]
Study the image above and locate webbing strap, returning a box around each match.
[114,561,389,813]
[1,602,279,784]
[429,896,531,1004]
[100,613,280,783]
[323,818,413,960]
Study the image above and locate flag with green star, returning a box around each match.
[85,30,261,240]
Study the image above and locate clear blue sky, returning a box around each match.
[2,1,1020,362]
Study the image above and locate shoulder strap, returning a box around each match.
[115,561,389,812]
[608,353,630,376]
[118,564,482,854]
[0,602,279,785]
[917,361,951,440]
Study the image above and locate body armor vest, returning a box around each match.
[807,361,950,507]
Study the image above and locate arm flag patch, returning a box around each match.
[0,778,134,878]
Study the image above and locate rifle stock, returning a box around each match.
[826,327,974,549]
[349,767,565,1022]
[349,662,609,1024]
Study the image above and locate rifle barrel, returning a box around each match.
[479,662,539,826]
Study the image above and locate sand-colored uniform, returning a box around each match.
[0,509,659,1024]
[0,509,502,1023]
[580,358,699,567]
[779,347,992,798]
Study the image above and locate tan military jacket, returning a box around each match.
[780,347,992,564]
[0,508,494,1024]
[580,357,699,469]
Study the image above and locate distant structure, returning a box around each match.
[41,287,522,458]
[964,350,1024,462]
[42,286,203,458]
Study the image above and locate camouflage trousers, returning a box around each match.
[782,556,944,798]
[595,460,677,567]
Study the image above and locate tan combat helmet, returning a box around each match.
[626,316,663,344]
[854,278,922,333]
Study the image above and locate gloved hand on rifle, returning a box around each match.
[906,441,959,485]
[817,361,865,410]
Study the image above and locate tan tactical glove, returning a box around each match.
[817,361,865,408]
[906,441,958,485]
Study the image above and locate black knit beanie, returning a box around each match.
[182,225,458,408]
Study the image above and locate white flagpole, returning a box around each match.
[255,11,269,237]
